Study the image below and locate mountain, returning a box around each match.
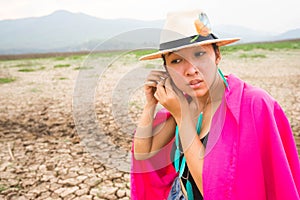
[0,10,163,54]
[274,28,300,40]
[213,25,272,43]
[0,10,299,54]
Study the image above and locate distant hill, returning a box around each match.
[274,29,300,40]
[0,10,299,55]
[213,25,271,42]
[0,10,163,54]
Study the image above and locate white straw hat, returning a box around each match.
[140,9,240,60]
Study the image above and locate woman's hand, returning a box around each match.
[154,77,190,123]
[144,70,168,106]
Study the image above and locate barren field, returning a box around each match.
[0,48,299,199]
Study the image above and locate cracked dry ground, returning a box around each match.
[0,50,300,199]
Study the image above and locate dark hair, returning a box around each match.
[162,54,166,67]
[212,43,219,54]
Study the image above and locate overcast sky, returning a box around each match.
[0,0,299,34]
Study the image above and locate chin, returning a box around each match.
[185,90,208,98]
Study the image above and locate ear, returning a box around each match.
[215,48,222,65]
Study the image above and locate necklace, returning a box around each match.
[174,112,203,200]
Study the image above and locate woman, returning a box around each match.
[131,9,300,200]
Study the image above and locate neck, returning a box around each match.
[191,76,225,129]
[196,76,225,109]
[196,92,211,111]
[209,75,226,104]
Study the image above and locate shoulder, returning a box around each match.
[244,82,275,107]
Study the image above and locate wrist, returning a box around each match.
[144,102,157,111]
[136,103,156,129]
[176,112,192,126]
[174,109,192,127]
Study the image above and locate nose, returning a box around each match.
[184,61,199,76]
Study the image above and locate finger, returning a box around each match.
[164,77,172,90]
[146,72,168,83]
[163,77,174,95]
[148,70,168,79]
[149,70,168,76]
[144,80,157,87]
[145,77,163,87]
[156,79,165,94]
[164,77,181,95]
[157,77,167,89]
[155,78,168,102]
[154,91,160,101]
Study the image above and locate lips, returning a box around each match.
[189,79,203,89]
[189,79,202,85]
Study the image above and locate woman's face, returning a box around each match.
[164,44,221,98]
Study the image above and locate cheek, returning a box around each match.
[196,59,217,83]
[203,70,218,90]
[167,70,187,89]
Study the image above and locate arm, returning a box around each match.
[133,70,176,160]
[154,77,206,194]
[133,103,176,160]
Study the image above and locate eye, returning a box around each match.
[171,59,182,64]
[194,51,205,57]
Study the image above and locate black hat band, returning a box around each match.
[159,33,218,51]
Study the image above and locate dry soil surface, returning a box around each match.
[0,49,299,199]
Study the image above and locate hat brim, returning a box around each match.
[139,38,240,61]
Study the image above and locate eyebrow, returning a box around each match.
[165,47,206,58]
[167,50,179,56]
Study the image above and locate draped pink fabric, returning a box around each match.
[131,74,300,200]
[131,108,177,200]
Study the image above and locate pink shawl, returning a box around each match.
[131,74,300,199]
